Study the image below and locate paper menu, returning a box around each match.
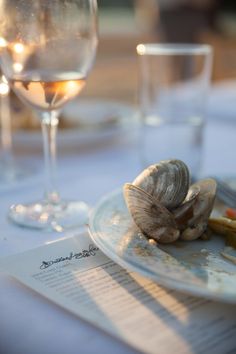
[0,232,236,354]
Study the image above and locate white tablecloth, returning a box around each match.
[0,117,236,354]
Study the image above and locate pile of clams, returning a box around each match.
[123,159,216,244]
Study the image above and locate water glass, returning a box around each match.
[136,43,212,178]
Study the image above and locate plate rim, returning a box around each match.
[89,188,236,304]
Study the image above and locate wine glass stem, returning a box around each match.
[41,110,60,205]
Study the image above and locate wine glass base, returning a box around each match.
[8,200,90,232]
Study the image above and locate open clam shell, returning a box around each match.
[123,159,216,244]
[180,179,217,241]
[173,184,200,230]
[133,159,190,210]
[123,183,180,243]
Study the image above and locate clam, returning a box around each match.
[133,159,190,209]
[123,159,216,244]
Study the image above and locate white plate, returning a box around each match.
[13,99,137,149]
[89,189,236,304]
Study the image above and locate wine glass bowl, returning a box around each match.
[0,0,98,231]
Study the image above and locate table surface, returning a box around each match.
[1,87,236,354]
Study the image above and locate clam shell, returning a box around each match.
[180,178,217,241]
[181,222,208,241]
[123,183,180,243]
[173,184,200,230]
[133,159,190,210]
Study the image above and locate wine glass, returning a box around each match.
[0,0,98,231]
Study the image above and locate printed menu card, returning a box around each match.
[0,232,236,354]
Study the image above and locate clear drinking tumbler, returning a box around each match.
[137,43,212,178]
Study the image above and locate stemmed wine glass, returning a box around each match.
[0,0,98,231]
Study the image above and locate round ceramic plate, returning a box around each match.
[89,189,236,304]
